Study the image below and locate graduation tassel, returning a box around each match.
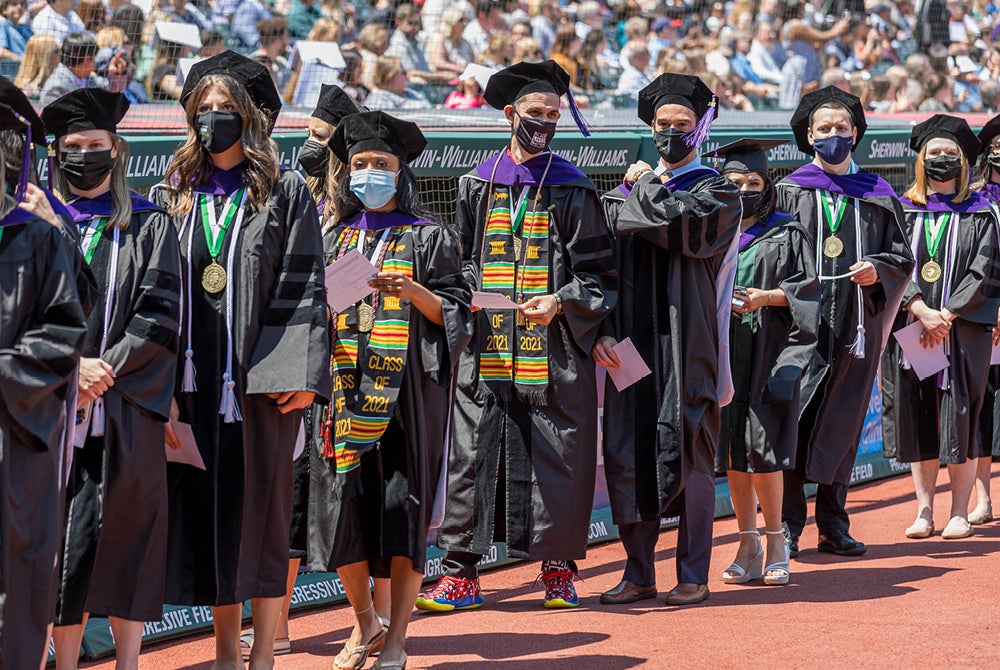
[848,323,866,359]
[219,373,242,423]
[181,348,197,392]
[565,89,591,138]
[683,96,717,149]
[90,397,105,437]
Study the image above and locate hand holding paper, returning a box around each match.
[893,321,948,380]
[164,421,206,470]
[605,337,652,391]
[471,291,520,310]
[325,249,377,313]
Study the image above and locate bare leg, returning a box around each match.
[373,577,391,621]
[379,557,423,665]
[275,557,300,640]
[335,561,382,670]
[211,604,243,670]
[247,597,283,670]
[947,459,978,520]
[108,618,144,670]
[40,623,54,670]
[752,471,786,569]
[53,614,89,670]
[911,460,939,522]
[726,470,761,565]
[971,457,993,519]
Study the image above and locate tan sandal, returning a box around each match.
[334,618,388,670]
[240,629,291,660]
[373,651,407,669]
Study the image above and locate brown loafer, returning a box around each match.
[664,583,709,606]
[599,580,658,604]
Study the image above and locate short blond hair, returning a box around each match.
[903,142,972,206]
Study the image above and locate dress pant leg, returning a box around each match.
[617,520,660,587]
[815,482,850,536]
[782,438,810,538]
[441,551,483,580]
[675,471,715,585]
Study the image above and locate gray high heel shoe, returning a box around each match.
[722,531,763,584]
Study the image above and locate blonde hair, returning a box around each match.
[51,132,133,230]
[96,26,126,50]
[358,23,389,54]
[14,35,59,94]
[903,142,972,206]
[373,55,402,89]
[161,75,280,218]
[306,17,342,42]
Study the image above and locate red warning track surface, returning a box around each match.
[86,466,1000,669]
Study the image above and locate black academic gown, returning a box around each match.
[976,186,1000,462]
[775,171,913,485]
[153,169,332,606]
[882,201,1000,464]
[307,216,472,574]
[437,152,617,561]
[718,214,821,474]
[600,170,741,524]
[0,200,87,670]
[55,195,181,625]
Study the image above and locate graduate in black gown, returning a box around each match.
[710,139,820,588]
[151,51,331,670]
[422,60,616,612]
[42,89,181,670]
[596,74,741,606]
[0,101,87,670]
[307,111,471,670]
[970,113,1000,526]
[881,115,1000,541]
[776,86,913,558]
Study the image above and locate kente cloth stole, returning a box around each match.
[322,224,414,473]
[478,188,550,402]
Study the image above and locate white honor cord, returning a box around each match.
[219,190,248,423]
[181,205,198,391]
[815,193,866,358]
[86,222,120,437]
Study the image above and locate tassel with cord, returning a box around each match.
[219,373,242,423]
[565,88,592,137]
[683,96,717,149]
[90,397,105,437]
[848,324,866,359]
[181,348,197,392]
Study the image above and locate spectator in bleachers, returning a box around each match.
[200,29,226,57]
[574,1,604,41]
[94,24,147,103]
[529,0,558,56]
[250,16,291,96]
[819,67,850,93]
[464,0,504,56]
[148,0,213,33]
[362,0,395,30]
[0,0,30,69]
[747,21,784,87]
[76,0,108,32]
[31,0,87,45]
[357,21,389,92]
[578,27,606,93]
[39,31,124,105]
[981,79,1000,115]
[386,4,449,85]
[443,65,487,109]
[286,0,320,39]
[919,72,955,112]
[146,28,192,99]
[619,16,648,65]
[615,39,651,100]
[729,28,778,103]
[210,0,240,29]
[231,0,272,50]
[647,16,679,62]
[509,18,531,45]
[549,23,582,92]
[363,55,432,110]
[339,48,367,102]
[502,0,528,27]
[778,1,849,95]
[478,32,513,69]
[425,7,473,77]
[12,32,56,97]
[110,4,144,54]
[512,36,542,64]
[305,15,340,43]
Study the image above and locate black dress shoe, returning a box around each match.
[817,530,867,556]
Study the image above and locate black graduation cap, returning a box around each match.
[0,76,47,147]
[637,73,716,126]
[704,138,786,175]
[909,114,980,163]
[41,89,130,138]
[977,114,1000,154]
[180,50,282,129]
[312,84,366,126]
[789,85,867,156]
[483,60,590,136]
[329,111,427,164]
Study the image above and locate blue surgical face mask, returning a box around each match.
[349,168,398,209]
[812,134,854,165]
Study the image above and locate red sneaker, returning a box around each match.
[415,575,484,612]
[540,565,579,609]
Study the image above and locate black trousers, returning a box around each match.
[782,468,850,538]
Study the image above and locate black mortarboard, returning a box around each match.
[0,76,47,146]
[312,84,366,126]
[977,114,1000,154]
[484,60,590,136]
[910,114,981,163]
[180,50,282,130]
[329,111,426,164]
[704,138,786,175]
[789,85,867,155]
[41,89,130,138]
[637,73,716,126]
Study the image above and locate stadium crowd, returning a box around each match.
[5,0,1000,114]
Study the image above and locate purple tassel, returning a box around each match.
[565,89,591,138]
[684,96,717,149]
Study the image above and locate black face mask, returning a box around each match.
[988,153,1000,172]
[513,113,557,154]
[297,138,330,177]
[653,128,692,164]
[924,155,962,182]
[60,150,114,191]
[739,190,766,220]
[196,111,243,154]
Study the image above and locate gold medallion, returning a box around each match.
[823,235,844,258]
[921,260,943,283]
[357,303,375,333]
[514,237,523,260]
[201,260,227,293]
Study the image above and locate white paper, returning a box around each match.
[893,321,949,380]
[292,420,306,461]
[325,249,377,313]
[991,343,1000,366]
[165,421,206,470]
[949,22,968,44]
[152,21,202,49]
[606,337,653,392]
[175,57,203,87]
[471,291,520,310]
[292,40,346,69]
